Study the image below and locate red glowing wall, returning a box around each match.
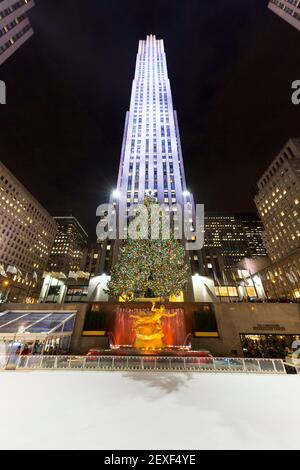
[112,307,187,348]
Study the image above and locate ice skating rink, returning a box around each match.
[0,371,299,450]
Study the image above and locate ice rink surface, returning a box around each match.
[0,371,299,450]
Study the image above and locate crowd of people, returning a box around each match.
[241,335,292,359]
[14,342,67,356]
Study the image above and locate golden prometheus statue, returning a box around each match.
[130,301,177,349]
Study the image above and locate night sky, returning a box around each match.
[1,0,300,238]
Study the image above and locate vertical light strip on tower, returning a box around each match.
[114,34,192,214]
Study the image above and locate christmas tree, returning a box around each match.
[106,197,190,301]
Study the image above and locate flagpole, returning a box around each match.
[222,270,231,303]
[248,269,260,301]
[212,269,221,303]
[290,269,300,301]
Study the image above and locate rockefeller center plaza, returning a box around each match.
[0,0,300,453]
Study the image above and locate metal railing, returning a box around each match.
[0,354,287,374]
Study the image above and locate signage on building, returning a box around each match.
[252,323,286,332]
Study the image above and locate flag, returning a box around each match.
[6,265,17,274]
[0,264,7,277]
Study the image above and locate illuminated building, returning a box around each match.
[47,216,88,274]
[0,161,57,302]
[239,214,268,258]
[113,35,192,209]
[39,216,89,304]
[202,214,260,278]
[98,35,202,300]
[254,138,300,298]
[0,0,35,65]
[268,0,300,31]
[198,213,267,300]
[83,242,112,277]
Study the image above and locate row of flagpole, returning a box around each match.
[0,263,91,285]
[43,270,90,281]
[0,263,38,282]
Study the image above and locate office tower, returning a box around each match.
[199,213,268,301]
[202,214,252,278]
[255,138,300,261]
[268,1,300,31]
[47,216,88,275]
[99,35,199,300]
[239,214,268,258]
[254,138,300,298]
[0,0,35,66]
[0,161,57,302]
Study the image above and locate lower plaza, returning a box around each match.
[0,301,299,374]
[1,1,300,451]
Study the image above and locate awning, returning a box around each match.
[0,310,76,341]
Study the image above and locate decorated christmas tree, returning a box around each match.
[106,197,190,301]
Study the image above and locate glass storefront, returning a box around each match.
[0,310,76,358]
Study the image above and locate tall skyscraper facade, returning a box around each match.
[100,35,198,299]
[0,161,57,302]
[254,138,300,299]
[202,214,252,279]
[115,35,191,209]
[255,138,300,262]
[268,0,300,31]
[0,0,35,65]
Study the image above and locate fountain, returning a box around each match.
[129,302,177,349]
[111,301,189,354]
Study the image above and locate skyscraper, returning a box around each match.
[202,214,252,283]
[268,0,300,31]
[47,216,88,275]
[0,161,57,302]
[255,138,300,262]
[254,138,300,299]
[0,0,35,65]
[99,35,199,299]
[239,214,268,258]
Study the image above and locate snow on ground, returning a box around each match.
[0,371,299,450]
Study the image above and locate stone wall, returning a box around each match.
[2,301,300,357]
